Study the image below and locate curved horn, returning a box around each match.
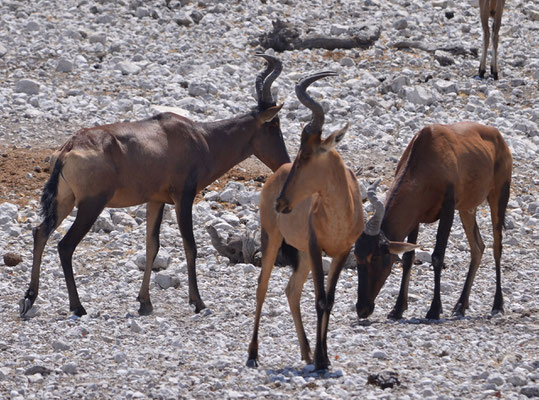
[255,53,282,106]
[364,179,385,235]
[295,71,337,135]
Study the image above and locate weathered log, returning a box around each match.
[259,19,380,52]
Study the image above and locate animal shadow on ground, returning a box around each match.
[265,365,344,382]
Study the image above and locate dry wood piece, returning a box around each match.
[259,19,380,52]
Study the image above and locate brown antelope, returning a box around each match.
[354,122,512,320]
[19,54,291,318]
[246,72,364,371]
[478,0,505,79]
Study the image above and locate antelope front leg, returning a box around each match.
[388,227,418,320]
[285,252,312,365]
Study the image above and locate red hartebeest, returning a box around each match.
[354,122,512,320]
[246,72,364,371]
[19,54,290,318]
[478,0,505,79]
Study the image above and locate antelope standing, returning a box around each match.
[246,72,364,371]
[19,54,290,318]
[478,0,505,79]
[354,122,512,320]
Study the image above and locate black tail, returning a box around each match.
[498,180,511,231]
[279,240,299,270]
[40,159,63,236]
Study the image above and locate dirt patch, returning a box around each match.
[0,145,272,208]
[0,146,53,207]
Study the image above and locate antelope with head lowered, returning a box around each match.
[19,54,290,318]
[478,0,505,79]
[354,122,512,320]
[246,72,364,371]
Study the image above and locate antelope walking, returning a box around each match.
[478,0,505,79]
[246,72,364,371]
[354,122,512,320]
[19,54,290,318]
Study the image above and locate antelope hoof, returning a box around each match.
[246,358,259,368]
[19,298,34,318]
[452,302,466,317]
[387,308,404,321]
[190,299,206,314]
[477,69,486,79]
[491,306,504,316]
[314,360,330,372]
[72,305,87,317]
[138,301,154,316]
[425,309,441,320]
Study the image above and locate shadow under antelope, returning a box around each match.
[247,72,364,371]
[19,54,291,318]
[354,122,512,320]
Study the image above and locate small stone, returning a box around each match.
[155,271,181,290]
[15,79,40,95]
[372,349,388,359]
[130,320,143,333]
[521,386,539,398]
[116,61,141,75]
[52,340,70,352]
[393,18,408,30]
[114,351,127,363]
[402,86,437,106]
[24,366,52,376]
[340,57,355,67]
[487,373,505,386]
[56,57,74,73]
[174,12,193,26]
[190,10,204,24]
[242,263,256,273]
[61,363,77,375]
[0,43,7,58]
[4,252,22,266]
[135,7,150,18]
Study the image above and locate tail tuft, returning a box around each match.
[40,160,63,236]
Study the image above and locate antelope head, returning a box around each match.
[275,71,349,214]
[354,180,418,318]
[251,53,290,172]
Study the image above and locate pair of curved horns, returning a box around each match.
[364,179,385,235]
[295,71,337,135]
[255,53,282,107]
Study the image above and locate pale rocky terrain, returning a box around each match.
[0,0,538,399]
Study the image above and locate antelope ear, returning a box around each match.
[388,241,420,256]
[320,123,349,152]
[258,103,283,123]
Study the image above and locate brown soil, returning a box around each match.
[0,145,271,208]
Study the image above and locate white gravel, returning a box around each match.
[1,0,538,399]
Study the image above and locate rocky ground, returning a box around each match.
[0,0,538,399]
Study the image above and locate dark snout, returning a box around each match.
[275,197,292,214]
[356,301,375,319]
